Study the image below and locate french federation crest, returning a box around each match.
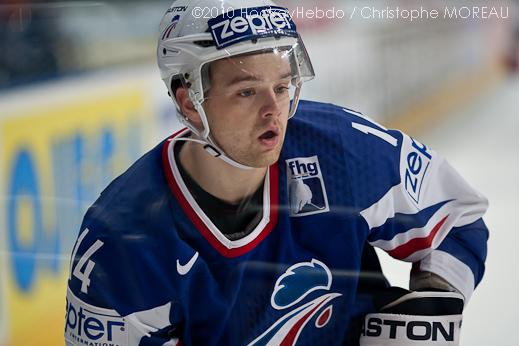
[248,259,341,345]
[286,156,330,217]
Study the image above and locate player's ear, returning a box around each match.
[175,87,203,128]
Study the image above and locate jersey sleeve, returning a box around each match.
[65,212,182,346]
[359,128,488,302]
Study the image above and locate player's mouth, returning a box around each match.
[258,127,280,149]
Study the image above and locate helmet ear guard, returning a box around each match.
[168,74,211,139]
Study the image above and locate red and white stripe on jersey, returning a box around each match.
[367,202,452,262]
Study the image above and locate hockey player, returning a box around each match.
[65,1,489,345]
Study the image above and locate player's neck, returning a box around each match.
[179,141,267,205]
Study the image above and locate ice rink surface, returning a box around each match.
[377,73,519,345]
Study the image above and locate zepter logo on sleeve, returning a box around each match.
[400,135,434,206]
[65,288,128,346]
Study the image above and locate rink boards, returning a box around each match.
[0,68,162,345]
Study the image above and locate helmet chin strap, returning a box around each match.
[170,134,255,170]
[175,101,255,171]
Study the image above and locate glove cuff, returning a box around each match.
[380,291,464,315]
[410,271,460,295]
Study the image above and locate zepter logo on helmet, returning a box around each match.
[157,0,315,169]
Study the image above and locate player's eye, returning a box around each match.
[238,89,256,97]
[274,85,290,95]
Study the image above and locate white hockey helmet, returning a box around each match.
[157,0,315,169]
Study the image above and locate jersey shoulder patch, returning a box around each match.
[65,287,128,346]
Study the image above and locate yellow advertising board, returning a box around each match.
[0,83,150,346]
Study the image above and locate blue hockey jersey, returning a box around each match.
[65,100,488,346]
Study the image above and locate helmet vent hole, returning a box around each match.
[162,48,180,56]
[194,40,214,47]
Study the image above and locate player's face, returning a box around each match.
[202,51,292,168]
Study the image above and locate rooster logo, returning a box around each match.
[248,259,341,346]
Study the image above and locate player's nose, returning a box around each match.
[259,88,282,119]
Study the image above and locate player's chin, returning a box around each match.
[258,148,282,167]
[243,148,282,168]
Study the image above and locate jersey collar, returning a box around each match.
[162,128,279,258]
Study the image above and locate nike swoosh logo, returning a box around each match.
[176,251,199,276]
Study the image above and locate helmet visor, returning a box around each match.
[198,38,314,116]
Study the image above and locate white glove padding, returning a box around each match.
[289,178,313,213]
[359,288,464,346]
